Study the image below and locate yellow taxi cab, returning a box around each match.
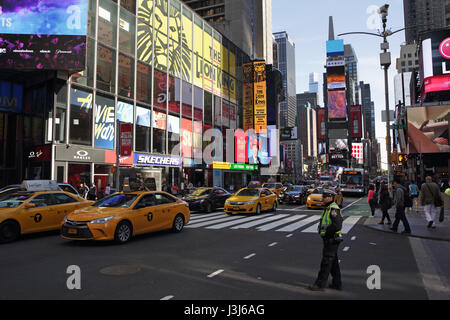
[306,187,344,209]
[61,191,190,244]
[262,182,284,199]
[224,187,278,215]
[0,189,93,243]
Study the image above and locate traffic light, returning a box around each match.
[397,153,408,165]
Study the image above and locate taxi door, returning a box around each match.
[152,193,178,231]
[131,194,159,235]
[21,194,59,233]
[260,189,272,211]
[53,193,86,224]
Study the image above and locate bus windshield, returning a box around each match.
[341,173,363,185]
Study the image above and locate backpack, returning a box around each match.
[402,187,412,208]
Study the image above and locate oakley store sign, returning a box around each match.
[55,145,105,163]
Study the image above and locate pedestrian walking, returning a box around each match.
[105,184,111,196]
[419,176,443,229]
[408,181,419,212]
[378,182,392,225]
[308,189,343,291]
[368,184,376,217]
[390,178,412,234]
[87,183,97,201]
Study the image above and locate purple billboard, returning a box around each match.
[0,0,88,71]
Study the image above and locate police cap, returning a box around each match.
[322,189,336,198]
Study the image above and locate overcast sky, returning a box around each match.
[272,1,406,169]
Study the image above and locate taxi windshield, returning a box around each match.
[236,189,260,197]
[0,194,33,208]
[93,194,138,208]
[263,183,275,188]
[288,186,303,192]
[191,188,211,196]
[311,188,324,194]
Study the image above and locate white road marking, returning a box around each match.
[186,215,246,228]
[256,215,306,231]
[206,214,272,230]
[343,246,350,252]
[342,197,364,211]
[207,269,224,278]
[160,295,174,300]
[286,234,293,238]
[244,253,256,259]
[268,242,278,247]
[190,212,224,220]
[341,216,362,234]
[275,215,320,232]
[231,214,289,229]
[351,236,356,241]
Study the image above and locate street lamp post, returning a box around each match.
[338,4,405,187]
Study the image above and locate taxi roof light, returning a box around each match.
[21,180,60,192]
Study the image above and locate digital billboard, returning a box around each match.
[407,104,450,154]
[327,66,346,89]
[327,90,347,120]
[326,40,344,57]
[349,105,362,138]
[0,0,88,71]
[248,133,269,165]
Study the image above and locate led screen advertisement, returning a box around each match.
[349,105,362,138]
[407,104,450,154]
[0,0,88,71]
[327,90,347,120]
[247,133,269,165]
[327,66,346,89]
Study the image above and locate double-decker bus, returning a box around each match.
[339,168,369,196]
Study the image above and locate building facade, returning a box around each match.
[0,0,280,191]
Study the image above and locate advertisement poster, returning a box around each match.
[253,61,267,134]
[235,129,247,164]
[181,118,193,159]
[0,0,88,70]
[327,66,346,89]
[120,123,132,157]
[317,108,326,140]
[327,90,347,120]
[407,104,450,153]
[248,133,269,165]
[349,105,362,138]
[117,101,134,123]
[94,95,115,149]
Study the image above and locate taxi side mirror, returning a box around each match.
[24,203,36,209]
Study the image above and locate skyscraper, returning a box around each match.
[273,31,297,128]
[309,72,319,94]
[344,44,358,106]
[403,0,446,44]
[181,0,273,64]
[359,82,376,140]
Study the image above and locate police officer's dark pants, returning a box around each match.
[314,239,341,288]
[392,206,411,232]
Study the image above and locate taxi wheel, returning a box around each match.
[272,201,278,212]
[172,214,185,233]
[0,221,20,243]
[114,221,132,244]
[205,202,213,213]
[255,204,261,214]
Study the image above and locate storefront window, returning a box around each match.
[168,114,180,156]
[97,44,116,93]
[94,165,113,197]
[222,100,230,129]
[69,88,93,146]
[120,8,136,56]
[118,53,134,99]
[182,81,192,119]
[72,37,95,87]
[168,75,181,114]
[98,0,118,47]
[137,62,152,104]
[214,95,221,128]
[153,69,167,110]
[136,105,151,152]
[152,108,166,154]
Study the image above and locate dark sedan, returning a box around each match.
[182,187,232,212]
[280,185,308,205]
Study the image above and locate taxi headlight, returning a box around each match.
[89,216,114,224]
[242,201,255,205]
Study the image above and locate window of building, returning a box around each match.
[136,105,151,152]
[214,95,221,128]
[69,87,93,146]
[98,0,118,47]
[118,54,134,99]
[204,91,212,126]
[97,44,116,93]
[136,62,152,104]
[72,37,95,87]
[119,8,136,57]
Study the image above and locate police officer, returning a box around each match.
[308,189,344,291]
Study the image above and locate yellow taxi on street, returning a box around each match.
[0,189,93,243]
[306,188,344,209]
[224,187,278,215]
[61,191,190,244]
[262,182,284,199]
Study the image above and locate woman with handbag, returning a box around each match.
[378,182,392,225]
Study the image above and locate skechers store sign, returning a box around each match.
[134,154,181,168]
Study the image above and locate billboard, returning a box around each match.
[349,105,362,138]
[327,66,346,89]
[407,104,450,154]
[317,108,326,140]
[327,90,347,120]
[0,0,88,71]
[329,139,348,151]
[253,61,267,134]
[326,40,344,57]
[351,143,364,164]
[248,133,270,165]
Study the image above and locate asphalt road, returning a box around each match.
[0,196,432,300]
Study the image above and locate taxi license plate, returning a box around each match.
[233,206,240,210]
[68,228,77,235]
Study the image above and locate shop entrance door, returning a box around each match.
[140,169,162,191]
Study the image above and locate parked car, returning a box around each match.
[182,187,231,213]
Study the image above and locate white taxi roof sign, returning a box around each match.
[21,180,60,192]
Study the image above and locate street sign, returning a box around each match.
[381,110,395,122]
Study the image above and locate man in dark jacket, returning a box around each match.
[309,190,344,291]
[390,177,411,234]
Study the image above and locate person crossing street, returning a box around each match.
[309,190,344,291]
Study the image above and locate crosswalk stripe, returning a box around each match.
[275,215,320,232]
[189,212,225,221]
[300,222,319,233]
[186,215,248,228]
[206,214,273,229]
[341,216,362,234]
[256,215,306,231]
[231,214,289,229]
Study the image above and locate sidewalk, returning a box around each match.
[364,206,450,242]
